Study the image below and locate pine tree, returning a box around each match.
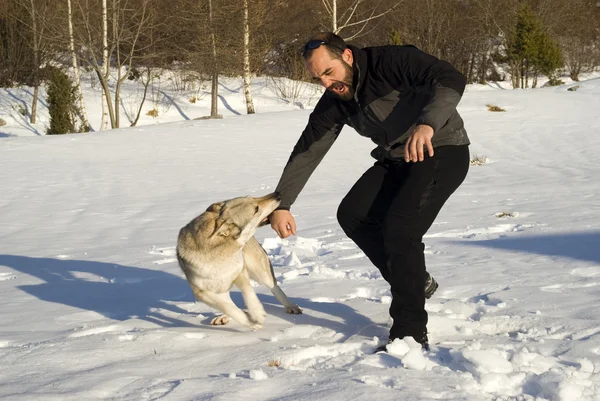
[506,5,563,88]
[46,68,76,135]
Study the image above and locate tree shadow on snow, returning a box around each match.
[1,254,374,336]
[455,231,600,264]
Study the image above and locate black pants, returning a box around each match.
[337,145,470,339]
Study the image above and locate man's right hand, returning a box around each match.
[270,209,297,238]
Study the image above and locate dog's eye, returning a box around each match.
[255,205,259,214]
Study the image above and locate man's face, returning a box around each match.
[305,47,354,101]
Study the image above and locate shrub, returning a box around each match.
[46,68,76,135]
[486,104,506,112]
[146,108,159,118]
[0,118,6,127]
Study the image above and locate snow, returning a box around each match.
[1,71,600,400]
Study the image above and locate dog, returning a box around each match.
[176,192,302,329]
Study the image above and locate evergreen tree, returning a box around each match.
[46,68,76,135]
[506,5,563,88]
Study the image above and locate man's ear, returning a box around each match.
[342,48,353,65]
[206,202,224,213]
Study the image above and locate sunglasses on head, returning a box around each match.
[301,39,346,56]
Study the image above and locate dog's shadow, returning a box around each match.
[230,292,377,342]
[1,254,376,338]
[0,254,196,327]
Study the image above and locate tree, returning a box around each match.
[67,0,90,131]
[242,0,255,114]
[46,68,76,135]
[319,0,400,41]
[73,0,163,129]
[506,5,563,88]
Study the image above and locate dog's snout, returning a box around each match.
[273,192,282,201]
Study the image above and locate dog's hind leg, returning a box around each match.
[190,284,261,330]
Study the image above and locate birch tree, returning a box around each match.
[320,0,401,40]
[101,0,109,129]
[67,0,90,131]
[25,0,49,124]
[208,0,220,118]
[242,0,255,114]
[75,0,161,129]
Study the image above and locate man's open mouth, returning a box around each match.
[332,82,346,93]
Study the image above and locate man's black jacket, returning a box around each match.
[275,44,470,210]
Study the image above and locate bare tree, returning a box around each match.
[67,0,89,131]
[74,0,162,129]
[101,0,109,129]
[208,0,220,118]
[242,0,255,114]
[320,0,401,40]
[23,0,53,124]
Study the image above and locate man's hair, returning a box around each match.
[301,32,348,61]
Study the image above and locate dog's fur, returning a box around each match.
[176,193,302,329]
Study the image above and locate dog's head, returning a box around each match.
[207,192,281,244]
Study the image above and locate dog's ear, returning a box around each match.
[211,218,230,237]
[206,201,224,213]
[211,217,241,238]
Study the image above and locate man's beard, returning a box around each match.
[327,62,354,101]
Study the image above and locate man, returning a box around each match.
[270,32,470,351]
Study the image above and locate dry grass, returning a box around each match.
[470,154,489,166]
[486,104,506,112]
[146,108,159,118]
[267,359,281,367]
[495,212,516,218]
[188,96,198,104]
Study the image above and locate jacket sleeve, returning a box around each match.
[380,45,466,132]
[274,94,344,210]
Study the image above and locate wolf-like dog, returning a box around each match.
[176,192,302,329]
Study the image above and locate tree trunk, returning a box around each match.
[101,0,109,130]
[112,0,120,128]
[131,67,152,126]
[68,0,89,131]
[242,0,255,114]
[466,53,475,84]
[209,0,219,118]
[332,0,337,33]
[96,69,116,128]
[29,0,38,124]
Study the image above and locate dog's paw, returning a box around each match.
[248,322,264,331]
[247,308,266,327]
[285,305,303,315]
[210,315,230,325]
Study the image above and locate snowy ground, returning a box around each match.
[1,73,600,401]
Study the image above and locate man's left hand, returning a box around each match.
[404,124,434,162]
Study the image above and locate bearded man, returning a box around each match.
[270,32,470,352]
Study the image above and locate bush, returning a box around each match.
[46,68,76,135]
[486,104,506,112]
[0,118,6,127]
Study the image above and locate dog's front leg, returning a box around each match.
[190,285,257,329]
[234,270,266,329]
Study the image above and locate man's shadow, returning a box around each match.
[1,254,375,338]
